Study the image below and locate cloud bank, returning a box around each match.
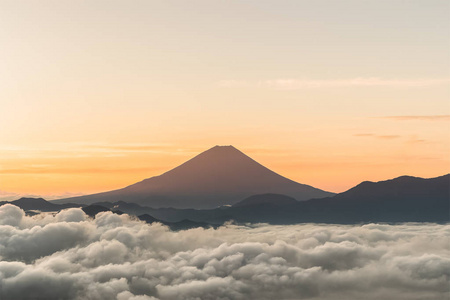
[0,204,448,300]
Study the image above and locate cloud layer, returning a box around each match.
[0,204,448,300]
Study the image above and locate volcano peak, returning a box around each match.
[54,146,335,208]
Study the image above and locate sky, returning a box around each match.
[1,0,449,198]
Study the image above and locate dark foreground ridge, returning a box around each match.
[232,193,298,207]
[52,145,334,209]
[5,174,449,225]
[0,197,80,212]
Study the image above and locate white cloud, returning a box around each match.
[0,204,448,300]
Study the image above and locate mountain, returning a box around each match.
[165,219,214,231]
[1,197,82,212]
[137,214,160,223]
[137,214,213,230]
[246,174,449,223]
[232,193,297,207]
[81,205,111,217]
[314,174,449,206]
[53,145,334,209]
[4,174,447,224]
[302,174,450,222]
[111,174,449,224]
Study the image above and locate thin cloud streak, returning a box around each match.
[0,166,164,175]
[82,143,175,153]
[354,134,401,140]
[354,134,430,145]
[0,143,200,157]
[377,115,450,121]
[219,78,450,89]
[377,135,401,140]
[0,191,85,201]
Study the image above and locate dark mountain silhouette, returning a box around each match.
[245,174,449,223]
[81,205,111,217]
[4,174,447,224]
[166,219,213,231]
[299,174,450,223]
[0,198,214,229]
[108,174,448,224]
[137,214,213,230]
[137,214,160,223]
[80,206,214,230]
[232,193,297,207]
[53,145,334,209]
[0,197,81,212]
[314,174,449,206]
[91,201,151,216]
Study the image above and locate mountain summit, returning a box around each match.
[54,145,334,208]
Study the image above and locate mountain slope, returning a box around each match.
[232,193,297,207]
[311,174,449,207]
[54,145,334,208]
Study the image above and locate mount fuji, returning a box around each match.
[53,145,334,209]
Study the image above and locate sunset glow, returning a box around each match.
[1,1,449,199]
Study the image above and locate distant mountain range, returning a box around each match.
[5,174,449,224]
[53,145,334,209]
[232,193,297,208]
[147,174,450,224]
[0,197,80,212]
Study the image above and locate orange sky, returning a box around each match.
[0,1,449,200]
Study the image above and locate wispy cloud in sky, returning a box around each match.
[354,134,401,140]
[354,134,431,145]
[219,78,450,89]
[82,143,174,152]
[377,135,401,140]
[377,115,450,121]
[0,143,198,158]
[0,166,163,175]
[0,190,84,201]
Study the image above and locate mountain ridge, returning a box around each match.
[90,173,449,224]
[3,173,448,224]
[232,193,298,207]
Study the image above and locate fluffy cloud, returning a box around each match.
[0,204,448,300]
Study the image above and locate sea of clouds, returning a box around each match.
[0,203,448,300]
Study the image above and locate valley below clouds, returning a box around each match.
[0,204,448,300]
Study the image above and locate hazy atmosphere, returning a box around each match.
[1,0,449,198]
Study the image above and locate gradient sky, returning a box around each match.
[1,0,449,199]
